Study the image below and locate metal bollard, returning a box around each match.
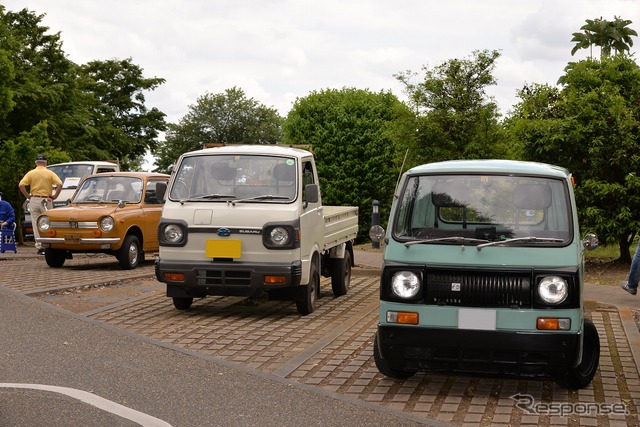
[371,200,380,249]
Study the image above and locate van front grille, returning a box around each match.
[425,269,531,308]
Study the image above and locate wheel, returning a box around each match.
[331,250,352,297]
[173,297,194,310]
[555,318,600,389]
[296,262,319,315]
[117,235,141,270]
[373,332,416,379]
[44,248,67,268]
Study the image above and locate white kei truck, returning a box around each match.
[155,145,359,315]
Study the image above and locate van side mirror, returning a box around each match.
[156,182,167,201]
[305,184,319,204]
[583,233,599,251]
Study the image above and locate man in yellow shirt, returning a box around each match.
[18,154,63,255]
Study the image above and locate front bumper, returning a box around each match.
[155,258,302,298]
[377,325,581,378]
[37,237,120,251]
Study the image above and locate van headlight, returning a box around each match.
[391,271,421,299]
[538,276,568,304]
[37,216,50,231]
[100,216,115,232]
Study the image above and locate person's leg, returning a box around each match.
[628,239,640,289]
[29,198,44,250]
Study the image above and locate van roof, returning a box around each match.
[406,159,571,179]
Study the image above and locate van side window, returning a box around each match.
[97,168,116,174]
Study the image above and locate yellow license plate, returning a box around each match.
[64,234,81,244]
[205,240,241,258]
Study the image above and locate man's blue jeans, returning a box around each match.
[628,239,640,290]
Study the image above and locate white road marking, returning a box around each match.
[0,383,172,427]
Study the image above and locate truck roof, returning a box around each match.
[407,159,571,179]
[184,144,313,159]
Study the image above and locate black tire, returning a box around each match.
[331,250,352,297]
[555,318,600,389]
[44,248,66,268]
[373,333,416,379]
[117,235,141,270]
[173,297,194,310]
[296,261,319,315]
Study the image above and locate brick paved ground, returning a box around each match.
[2,246,639,426]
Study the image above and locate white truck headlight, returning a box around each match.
[538,276,568,304]
[37,216,50,231]
[268,226,290,247]
[162,224,184,244]
[100,216,115,232]
[391,271,421,299]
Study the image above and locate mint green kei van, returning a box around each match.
[372,160,600,389]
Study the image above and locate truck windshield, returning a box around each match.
[392,174,573,246]
[169,155,297,203]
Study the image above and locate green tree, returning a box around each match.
[283,88,414,238]
[394,49,509,168]
[154,87,283,172]
[0,6,167,240]
[508,56,640,262]
[77,58,167,170]
[571,17,638,58]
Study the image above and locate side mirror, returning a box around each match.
[583,233,599,251]
[156,182,167,201]
[305,184,319,204]
[369,225,385,243]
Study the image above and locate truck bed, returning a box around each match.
[322,206,359,251]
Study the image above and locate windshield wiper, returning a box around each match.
[476,236,565,251]
[231,195,290,205]
[179,194,236,204]
[404,236,490,247]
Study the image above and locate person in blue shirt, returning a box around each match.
[0,191,15,229]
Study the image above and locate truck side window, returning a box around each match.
[302,161,315,200]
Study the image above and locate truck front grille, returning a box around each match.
[425,269,531,308]
[197,269,252,286]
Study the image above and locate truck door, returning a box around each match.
[299,159,323,269]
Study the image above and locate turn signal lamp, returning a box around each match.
[386,311,419,325]
[265,275,287,284]
[537,318,571,330]
[163,273,185,281]
[47,230,56,237]
[93,230,102,237]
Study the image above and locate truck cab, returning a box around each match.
[372,159,600,389]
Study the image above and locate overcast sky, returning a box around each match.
[5,0,640,124]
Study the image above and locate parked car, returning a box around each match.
[22,161,120,239]
[372,159,600,389]
[35,172,169,269]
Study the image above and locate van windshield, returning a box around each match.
[48,164,96,189]
[392,174,573,246]
[169,155,297,203]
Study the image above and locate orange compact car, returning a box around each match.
[36,172,170,269]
